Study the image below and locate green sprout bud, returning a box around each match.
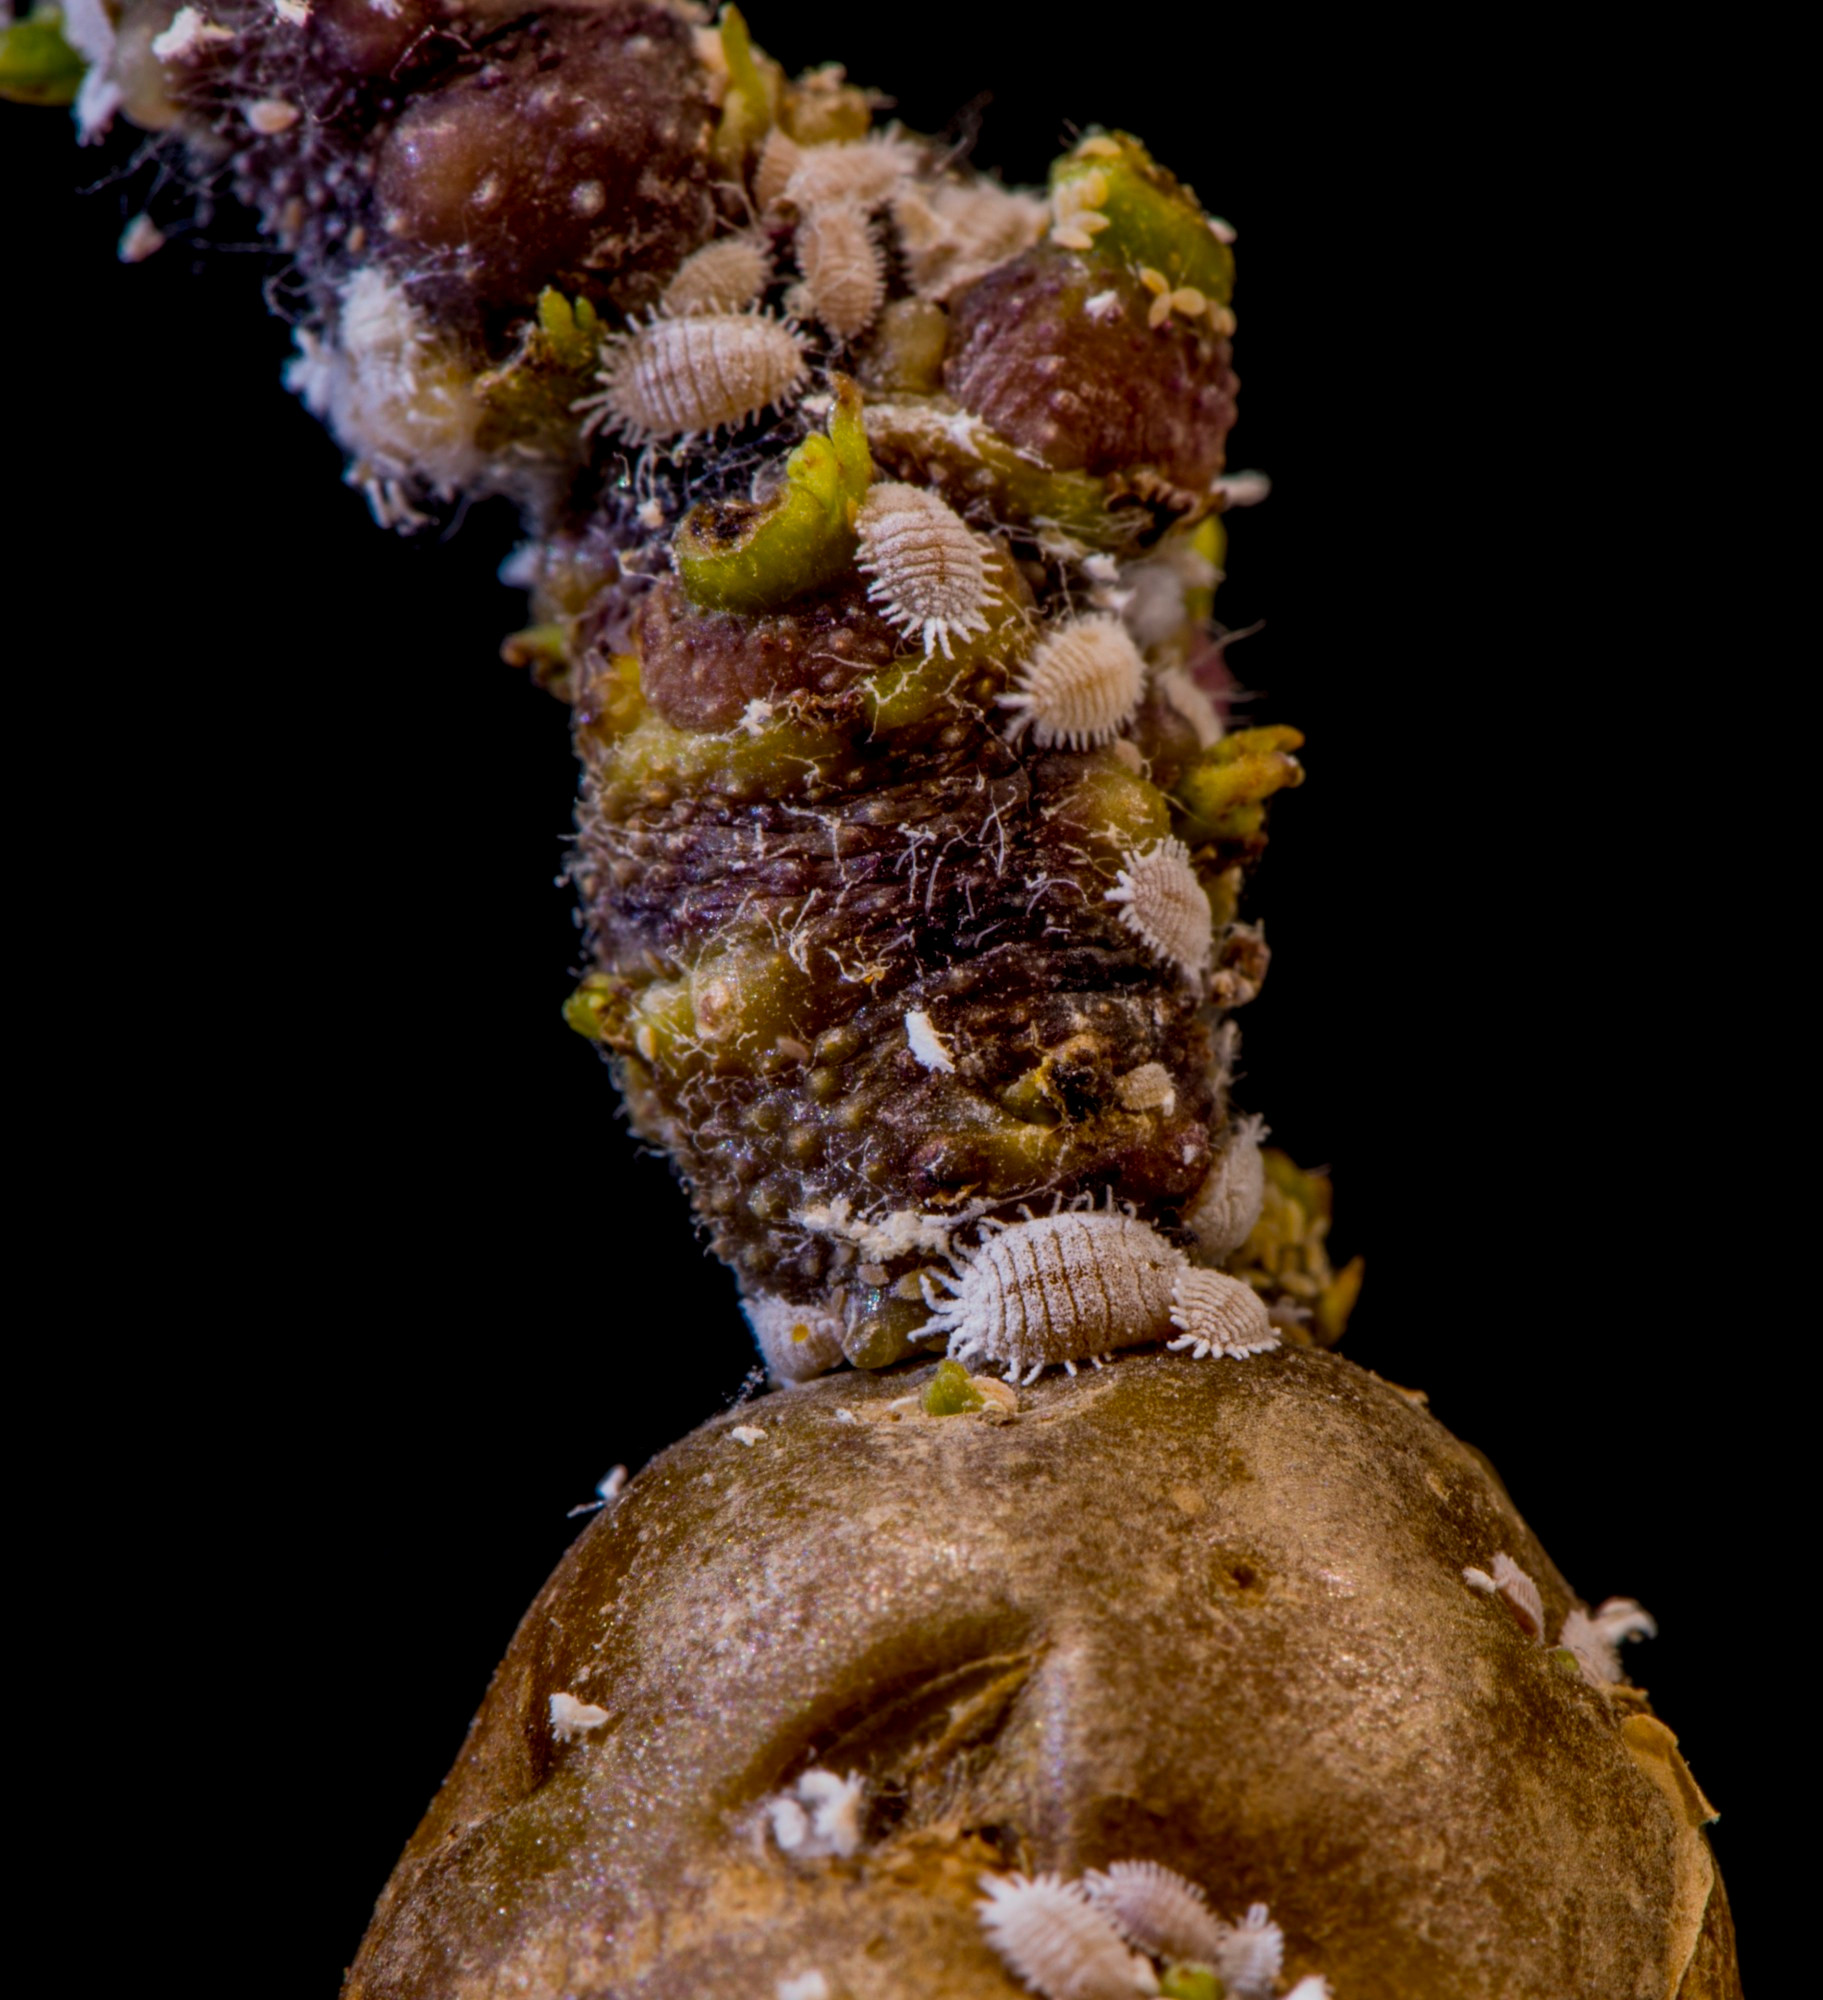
[675,375,873,613]
[1051,131,1236,306]
[0,4,86,106]
[921,1359,986,1416]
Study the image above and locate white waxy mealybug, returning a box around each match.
[1083,1859,1225,1965]
[753,128,802,211]
[660,234,771,316]
[855,482,994,658]
[903,1009,957,1073]
[922,1207,1185,1383]
[766,1768,867,1859]
[795,1195,957,1262]
[1559,1597,1656,1685]
[793,201,886,339]
[891,177,1048,300]
[998,613,1145,750]
[548,1691,609,1742]
[1184,1114,1266,1260]
[782,135,920,213]
[286,267,482,526]
[1480,1551,1545,1638]
[1168,1267,1279,1360]
[151,6,235,59]
[1216,1903,1285,1998]
[1282,1981,1332,2000]
[1119,541,1220,650]
[581,311,807,443]
[1105,838,1214,983]
[1115,1062,1176,1116]
[1155,664,1224,748]
[775,1976,830,2000]
[977,1873,1161,2000]
[743,1291,845,1384]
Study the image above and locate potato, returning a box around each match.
[344,1350,1738,1998]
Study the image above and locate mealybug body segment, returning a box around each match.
[977,1873,1159,2000]
[1167,1267,1279,1359]
[924,1208,1184,1382]
[1083,1859,1226,1965]
[1106,837,1214,983]
[743,1292,847,1384]
[782,135,919,213]
[584,310,807,443]
[999,613,1145,750]
[660,234,771,316]
[793,201,886,339]
[1183,1114,1266,1259]
[854,481,995,657]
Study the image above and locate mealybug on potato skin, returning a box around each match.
[922,1207,1185,1383]
[976,1873,1157,2000]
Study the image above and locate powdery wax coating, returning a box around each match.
[944,248,1239,492]
[373,3,715,319]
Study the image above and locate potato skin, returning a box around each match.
[344,1350,1738,1999]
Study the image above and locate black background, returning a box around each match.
[4,8,1790,1988]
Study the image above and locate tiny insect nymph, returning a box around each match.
[891,176,1048,299]
[998,612,1145,750]
[1084,1859,1225,1964]
[548,1691,609,1743]
[1115,1061,1177,1115]
[743,1292,847,1383]
[977,1873,1160,2000]
[1155,663,1224,747]
[1105,837,1214,982]
[753,127,803,212]
[1559,1597,1656,1685]
[1481,1552,1545,1638]
[922,1205,1185,1382]
[793,201,886,339]
[1183,1114,1267,1259]
[765,1768,867,1859]
[581,310,807,443]
[854,481,995,658]
[781,134,920,213]
[660,233,771,315]
[1168,1266,1280,1359]
[1217,1903,1286,1997]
